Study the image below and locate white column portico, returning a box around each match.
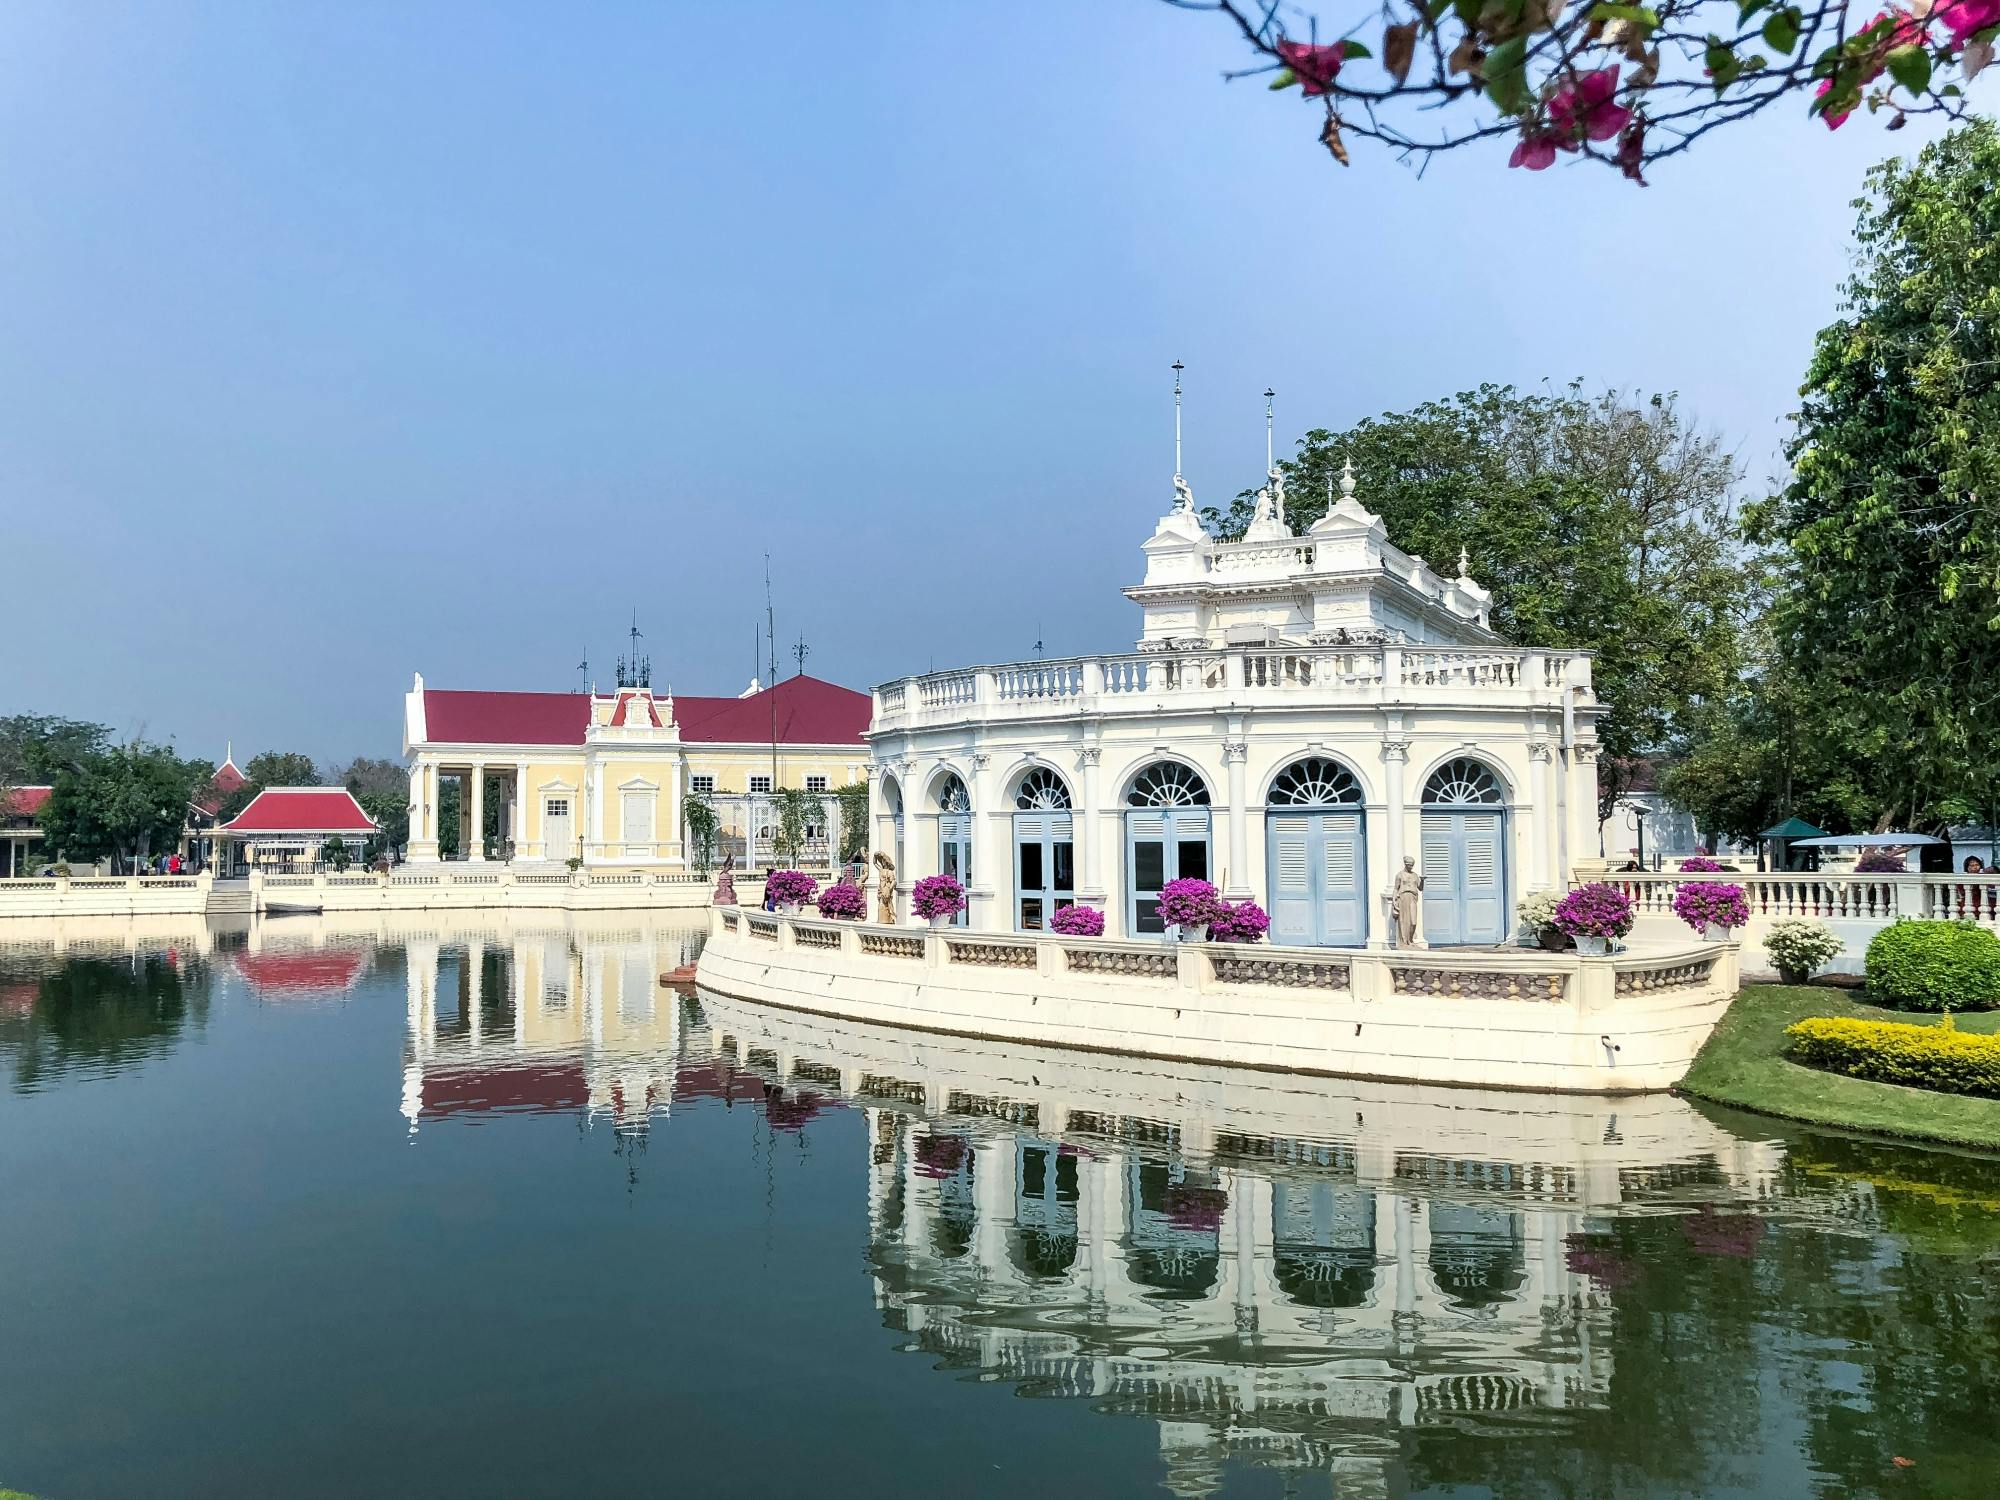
[468,763,488,862]
[1222,727,1251,900]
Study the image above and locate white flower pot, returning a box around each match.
[1702,922,1735,942]
[928,914,949,932]
[1165,923,1208,943]
[1574,934,1609,957]
[778,902,802,916]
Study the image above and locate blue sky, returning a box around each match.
[0,2,1948,764]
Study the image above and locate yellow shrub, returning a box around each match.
[1785,1015,2000,1099]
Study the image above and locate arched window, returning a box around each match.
[1015,767,1072,810]
[1127,762,1211,807]
[1422,758,1503,806]
[935,773,971,813]
[880,775,903,815]
[1268,757,1363,807]
[935,773,971,926]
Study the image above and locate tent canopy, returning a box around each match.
[1760,817,1828,840]
[1791,831,1945,848]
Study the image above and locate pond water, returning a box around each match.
[2,912,1998,1499]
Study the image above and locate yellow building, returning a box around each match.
[401,671,871,870]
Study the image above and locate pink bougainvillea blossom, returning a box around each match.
[1816,78,1853,129]
[1275,38,1347,95]
[1550,66,1634,143]
[1509,134,1559,170]
[1937,0,2000,47]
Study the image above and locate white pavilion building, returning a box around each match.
[865,458,1605,946]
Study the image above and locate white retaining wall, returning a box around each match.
[697,909,1738,1094]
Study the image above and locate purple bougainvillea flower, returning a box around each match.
[1510,134,1559,170]
[1275,38,1347,95]
[1550,66,1632,143]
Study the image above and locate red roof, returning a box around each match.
[2,785,51,820]
[233,948,366,999]
[193,760,249,818]
[222,787,377,834]
[422,1063,589,1117]
[419,675,869,748]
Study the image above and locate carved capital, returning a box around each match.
[1222,740,1249,764]
[1573,742,1600,764]
[1528,740,1556,763]
[969,753,990,771]
[1075,746,1102,767]
[1380,739,1411,763]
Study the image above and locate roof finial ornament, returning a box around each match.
[1264,387,1276,476]
[1170,360,1194,512]
[1340,454,1357,499]
[1458,545,1471,578]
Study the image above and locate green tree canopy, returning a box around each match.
[38,742,212,868]
[1746,119,2000,832]
[242,751,322,789]
[0,714,111,787]
[1209,383,1751,810]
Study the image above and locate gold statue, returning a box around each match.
[873,850,897,924]
[1391,855,1425,948]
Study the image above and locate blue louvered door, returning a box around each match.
[1127,808,1210,935]
[938,812,971,926]
[1419,810,1506,945]
[1267,812,1367,947]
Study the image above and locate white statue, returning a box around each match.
[1391,855,1426,948]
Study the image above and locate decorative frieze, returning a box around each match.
[1212,954,1351,989]
[1391,966,1567,1002]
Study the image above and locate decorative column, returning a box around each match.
[408,761,435,860]
[513,764,527,859]
[465,938,486,1046]
[1222,729,1251,900]
[1073,745,1103,903]
[1528,740,1554,890]
[1379,739,1410,947]
[467,762,488,862]
[1569,741,1600,881]
[968,752,1004,931]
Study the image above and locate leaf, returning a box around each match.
[1885,43,1931,96]
[1706,37,1742,90]
[1268,67,1299,89]
[1484,34,1531,112]
[1737,0,1770,20]
[1340,39,1374,59]
[1590,2,1660,28]
[1762,8,1799,53]
[1384,21,1419,83]
[1319,112,1351,166]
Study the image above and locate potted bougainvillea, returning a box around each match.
[815,881,865,920]
[764,869,818,914]
[1856,848,1907,873]
[1209,900,1271,943]
[1553,882,1634,956]
[911,873,967,929]
[1050,904,1105,937]
[1678,855,1724,873]
[1157,878,1225,941]
[1671,881,1749,942]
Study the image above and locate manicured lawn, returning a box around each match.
[1680,984,2000,1151]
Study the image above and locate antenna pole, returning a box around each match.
[764,555,779,791]
[1265,387,1276,473]
[1171,360,1185,481]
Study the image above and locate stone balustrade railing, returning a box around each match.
[872,644,1593,727]
[711,907,1729,1011]
[1597,870,2000,929]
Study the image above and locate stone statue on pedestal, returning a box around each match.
[1391,855,1426,948]
[711,854,738,907]
[873,850,897,924]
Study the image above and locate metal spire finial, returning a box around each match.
[1264,388,1276,473]
[1171,360,1185,481]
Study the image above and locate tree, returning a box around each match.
[773,787,825,866]
[1746,120,2000,831]
[684,789,721,876]
[0,714,111,787]
[242,751,322,789]
[834,781,872,864]
[334,758,411,860]
[1167,1,1996,181]
[37,742,212,869]
[1212,383,1750,811]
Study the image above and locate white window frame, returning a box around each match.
[749,774,773,794]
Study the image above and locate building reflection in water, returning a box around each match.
[392,927,1790,1497]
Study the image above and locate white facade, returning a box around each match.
[866,463,1605,946]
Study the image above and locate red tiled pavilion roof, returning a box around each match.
[2,785,52,821]
[233,948,366,1000]
[418,674,869,748]
[221,787,377,834]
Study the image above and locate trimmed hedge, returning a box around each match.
[1863,920,2000,1011]
[1786,1015,2000,1099]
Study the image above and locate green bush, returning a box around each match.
[1864,920,2000,1012]
[1786,1015,2000,1099]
